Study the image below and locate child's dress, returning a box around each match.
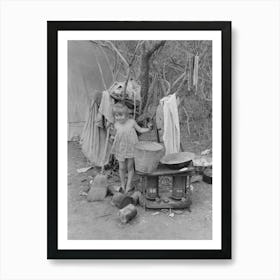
[111,119,138,161]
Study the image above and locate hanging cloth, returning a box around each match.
[98,90,115,124]
[193,55,199,91]
[80,99,111,166]
[160,93,180,155]
[187,55,192,90]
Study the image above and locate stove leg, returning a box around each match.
[144,176,158,200]
[172,176,186,200]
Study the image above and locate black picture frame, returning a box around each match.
[47,21,231,259]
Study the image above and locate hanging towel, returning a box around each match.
[193,55,199,91]
[160,93,180,155]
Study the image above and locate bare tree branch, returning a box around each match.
[92,51,108,90]
[170,57,185,71]
[147,41,166,58]
[142,73,157,115]
[106,41,129,69]
[182,106,191,135]
[123,41,142,100]
[93,42,114,82]
[171,72,185,88]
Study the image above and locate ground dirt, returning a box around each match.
[68,140,212,240]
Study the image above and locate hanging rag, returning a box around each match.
[80,98,111,167]
[96,90,115,128]
[193,55,199,90]
[159,93,180,155]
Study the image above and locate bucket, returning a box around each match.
[134,141,164,173]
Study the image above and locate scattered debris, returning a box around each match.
[79,191,88,197]
[77,166,93,173]
[87,178,108,202]
[151,212,160,216]
[86,173,109,202]
[118,204,137,224]
[87,186,107,202]
[168,212,175,218]
[130,191,142,205]
[203,168,212,184]
[111,193,133,209]
[93,212,113,219]
[201,149,211,156]
[91,173,108,189]
[108,185,122,195]
[193,156,212,167]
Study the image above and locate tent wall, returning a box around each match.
[68,40,113,140]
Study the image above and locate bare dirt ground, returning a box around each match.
[68,141,212,240]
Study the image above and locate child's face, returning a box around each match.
[114,112,126,124]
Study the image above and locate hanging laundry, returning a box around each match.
[159,93,180,155]
[189,55,194,88]
[193,55,199,91]
[187,55,192,91]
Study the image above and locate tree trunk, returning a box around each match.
[139,41,166,113]
[139,43,150,104]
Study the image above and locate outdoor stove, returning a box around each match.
[136,164,195,210]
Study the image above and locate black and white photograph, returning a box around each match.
[48,21,231,259]
[68,39,213,238]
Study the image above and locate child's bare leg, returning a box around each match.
[118,160,126,192]
[126,158,134,193]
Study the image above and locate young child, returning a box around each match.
[111,102,151,193]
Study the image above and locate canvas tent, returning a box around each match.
[68,40,113,140]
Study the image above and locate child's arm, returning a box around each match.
[133,120,151,134]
